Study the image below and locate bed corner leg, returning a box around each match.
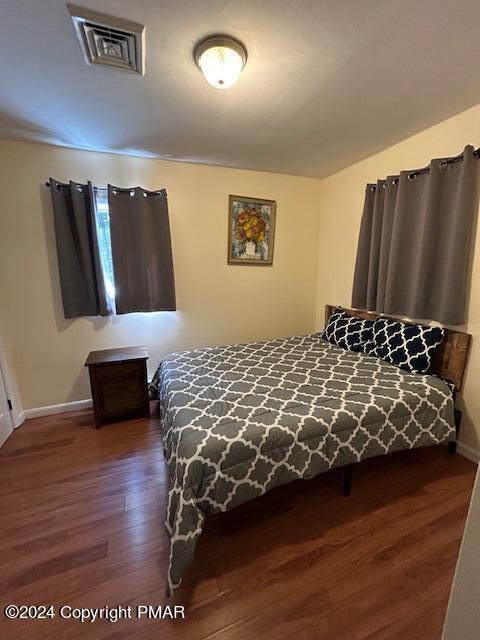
[449,408,462,456]
[448,441,457,455]
[343,463,353,497]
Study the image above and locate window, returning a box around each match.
[94,188,116,311]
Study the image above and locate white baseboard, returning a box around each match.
[457,442,480,464]
[24,399,92,420]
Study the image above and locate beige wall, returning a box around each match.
[0,140,321,410]
[316,103,480,453]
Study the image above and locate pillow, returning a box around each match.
[364,317,444,374]
[321,307,374,353]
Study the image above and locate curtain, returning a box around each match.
[352,145,479,324]
[49,179,111,318]
[108,186,176,313]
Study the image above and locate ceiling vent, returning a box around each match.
[67,4,145,75]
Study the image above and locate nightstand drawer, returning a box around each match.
[93,364,145,414]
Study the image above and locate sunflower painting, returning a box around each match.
[228,195,276,265]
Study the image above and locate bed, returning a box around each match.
[152,306,471,595]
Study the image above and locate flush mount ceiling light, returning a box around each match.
[194,35,247,89]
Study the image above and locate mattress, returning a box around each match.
[151,333,455,594]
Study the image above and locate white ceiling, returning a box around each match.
[1,0,480,178]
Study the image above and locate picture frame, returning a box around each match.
[228,195,276,266]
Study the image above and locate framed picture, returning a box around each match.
[228,195,276,266]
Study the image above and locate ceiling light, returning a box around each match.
[194,36,247,89]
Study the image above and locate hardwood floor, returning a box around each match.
[0,407,476,640]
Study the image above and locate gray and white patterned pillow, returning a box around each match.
[364,317,444,374]
[321,307,374,353]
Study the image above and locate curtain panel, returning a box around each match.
[49,179,111,318]
[352,145,479,324]
[108,186,176,314]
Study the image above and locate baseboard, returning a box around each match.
[24,399,93,420]
[456,442,480,464]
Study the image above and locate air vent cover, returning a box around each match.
[67,4,145,75]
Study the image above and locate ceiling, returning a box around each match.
[1,0,480,178]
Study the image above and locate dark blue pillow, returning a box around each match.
[364,317,444,374]
[321,307,374,353]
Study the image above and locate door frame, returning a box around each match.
[0,335,24,429]
[0,363,14,435]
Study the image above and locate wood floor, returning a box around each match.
[0,407,476,640]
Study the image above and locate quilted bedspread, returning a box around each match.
[152,333,455,594]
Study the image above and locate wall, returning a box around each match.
[315,103,480,454]
[0,139,321,410]
[442,466,480,639]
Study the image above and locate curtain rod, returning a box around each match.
[44,182,166,196]
[369,146,480,191]
[45,181,105,189]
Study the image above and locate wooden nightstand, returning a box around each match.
[85,346,150,428]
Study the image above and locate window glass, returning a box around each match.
[94,188,116,311]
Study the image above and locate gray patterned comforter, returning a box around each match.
[154,333,455,594]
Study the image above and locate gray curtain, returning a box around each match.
[49,179,111,318]
[352,145,479,324]
[108,186,176,314]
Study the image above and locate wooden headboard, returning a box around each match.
[325,305,471,392]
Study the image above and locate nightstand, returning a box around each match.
[85,346,150,428]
